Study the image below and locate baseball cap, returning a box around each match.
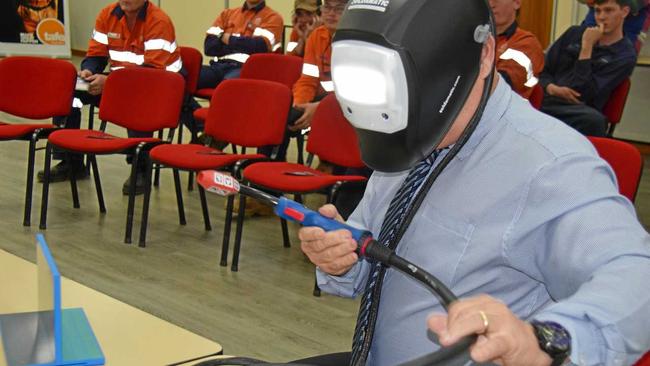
[294,0,319,12]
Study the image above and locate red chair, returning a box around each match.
[230,94,368,273]
[190,53,303,187]
[39,68,185,244]
[603,78,631,137]
[152,46,204,188]
[528,83,543,110]
[587,136,643,202]
[192,54,304,156]
[139,79,291,247]
[240,54,305,162]
[0,56,76,226]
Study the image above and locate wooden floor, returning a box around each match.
[1,108,649,363]
[0,110,358,361]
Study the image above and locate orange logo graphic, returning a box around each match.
[36,18,66,45]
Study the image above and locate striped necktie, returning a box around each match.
[350,150,443,366]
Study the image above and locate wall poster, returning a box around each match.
[0,0,71,57]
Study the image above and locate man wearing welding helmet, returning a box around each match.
[298,1,650,366]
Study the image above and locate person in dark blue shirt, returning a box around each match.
[540,0,637,136]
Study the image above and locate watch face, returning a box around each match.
[533,321,572,355]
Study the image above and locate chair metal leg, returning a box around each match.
[198,186,212,231]
[306,153,314,167]
[23,135,37,226]
[220,195,235,266]
[231,194,247,272]
[138,161,154,247]
[296,134,305,165]
[313,277,321,297]
[172,169,187,225]
[607,123,616,137]
[68,153,80,209]
[124,147,141,244]
[39,143,53,230]
[153,131,162,187]
[280,218,291,248]
[153,163,161,187]
[89,155,105,213]
[86,105,95,175]
[177,123,184,144]
[88,105,95,130]
[187,171,194,191]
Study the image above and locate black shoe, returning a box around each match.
[122,171,147,196]
[37,161,88,183]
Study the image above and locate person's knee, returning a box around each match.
[581,110,608,137]
[197,65,223,89]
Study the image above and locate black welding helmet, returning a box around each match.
[331,0,493,172]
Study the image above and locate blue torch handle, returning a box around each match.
[274,197,370,242]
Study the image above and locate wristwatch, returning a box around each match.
[530,320,572,366]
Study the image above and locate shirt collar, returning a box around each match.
[456,76,511,160]
[112,0,149,21]
[499,21,518,40]
[242,1,265,12]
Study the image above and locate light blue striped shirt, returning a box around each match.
[317,79,650,366]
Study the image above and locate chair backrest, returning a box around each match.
[240,53,303,90]
[588,136,643,202]
[528,83,543,110]
[205,79,291,147]
[98,68,185,132]
[179,46,202,94]
[602,78,631,125]
[306,94,365,169]
[0,56,76,119]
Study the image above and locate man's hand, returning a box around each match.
[294,16,321,40]
[78,69,93,79]
[582,23,604,48]
[427,295,553,366]
[546,84,582,104]
[85,73,107,96]
[222,32,231,45]
[290,102,320,131]
[298,204,359,276]
[302,16,321,39]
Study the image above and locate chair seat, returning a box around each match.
[243,162,367,192]
[193,107,209,121]
[0,122,56,139]
[195,88,214,99]
[150,144,265,170]
[48,129,160,154]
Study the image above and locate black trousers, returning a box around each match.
[540,96,607,137]
[292,352,351,366]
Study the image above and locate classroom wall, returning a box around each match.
[68,0,115,51]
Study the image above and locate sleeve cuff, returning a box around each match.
[316,262,363,298]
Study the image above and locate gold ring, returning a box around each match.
[478,310,489,333]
